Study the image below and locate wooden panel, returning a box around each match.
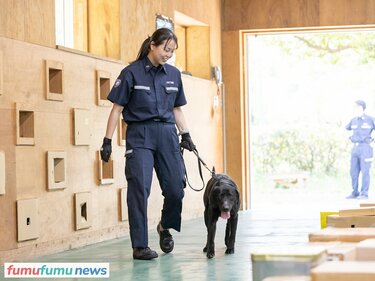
[223,0,375,31]
[74,108,91,146]
[319,0,375,26]
[309,228,375,243]
[0,0,54,47]
[88,0,120,59]
[0,50,3,96]
[175,25,186,71]
[17,198,39,242]
[74,0,88,52]
[356,239,375,261]
[339,207,375,217]
[327,215,375,228]
[0,151,5,195]
[222,31,247,208]
[0,0,26,42]
[186,26,211,79]
[24,0,55,47]
[311,261,375,281]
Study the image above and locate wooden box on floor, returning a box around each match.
[339,207,375,217]
[311,261,375,281]
[327,214,375,228]
[251,246,326,281]
[360,203,375,207]
[356,239,375,261]
[309,227,375,243]
[309,242,356,261]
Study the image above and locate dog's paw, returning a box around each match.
[203,246,207,253]
[206,251,215,259]
[225,248,235,254]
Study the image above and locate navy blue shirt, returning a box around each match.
[107,57,187,123]
[346,114,375,143]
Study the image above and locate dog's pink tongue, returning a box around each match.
[221,211,230,220]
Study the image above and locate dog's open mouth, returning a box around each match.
[220,211,231,220]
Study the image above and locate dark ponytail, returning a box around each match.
[135,28,178,61]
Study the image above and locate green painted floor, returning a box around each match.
[1,209,320,281]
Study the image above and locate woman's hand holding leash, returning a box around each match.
[179,134,215,192]
[180,132,196,151]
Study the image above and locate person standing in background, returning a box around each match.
[346,100,375,200]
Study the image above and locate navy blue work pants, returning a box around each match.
[350,143,373,197]
[125,121,186,248]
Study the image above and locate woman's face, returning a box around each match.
[149,39,176,66]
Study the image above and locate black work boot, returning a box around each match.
[157,222,174,253]
[133,247,158,260]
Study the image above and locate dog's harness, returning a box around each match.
[180,147,215,192]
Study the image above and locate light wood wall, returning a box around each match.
[223,0,375,31]
[222,0,375,209]
[0,0,55,47]
[121,0,222,67]
[0,0,223,263]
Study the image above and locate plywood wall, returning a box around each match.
[0,0,55,47]
[0,0,223,263]
[121,0,222,67]
[223,0,375,31]
[88,0,120,59]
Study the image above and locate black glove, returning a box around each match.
[180,132,196,151]
[100,137,112,162]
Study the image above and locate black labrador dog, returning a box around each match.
[203,173,240,258]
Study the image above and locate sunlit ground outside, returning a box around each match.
[247,30,375,218]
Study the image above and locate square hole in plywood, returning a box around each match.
[75,192,92,230]
[45,60,64,101]
[97,70,111,107]
[118,116,127,146]
[16,103,35,146]
[47,151,67,190]
[74,108,91,145]
[0,151,5,195]
[17,198,39,242]
[98,151,114,185]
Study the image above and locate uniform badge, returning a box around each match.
[114,79,121,88]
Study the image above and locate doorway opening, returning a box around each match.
[246,29,375,215]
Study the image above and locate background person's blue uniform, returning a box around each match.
[346,114,375,197]
[108,57,187,248]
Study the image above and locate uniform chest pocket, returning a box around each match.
[131,85,154,110]
[162,86,178,111]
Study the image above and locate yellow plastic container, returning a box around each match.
[320,211,339,229]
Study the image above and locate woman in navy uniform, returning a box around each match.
[100,28,195,260]
[346,100,375,200]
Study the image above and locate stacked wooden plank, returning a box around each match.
[254,204,375,281]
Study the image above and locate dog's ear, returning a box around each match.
[235,189,240,201]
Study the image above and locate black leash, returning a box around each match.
[180,147,215,192]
